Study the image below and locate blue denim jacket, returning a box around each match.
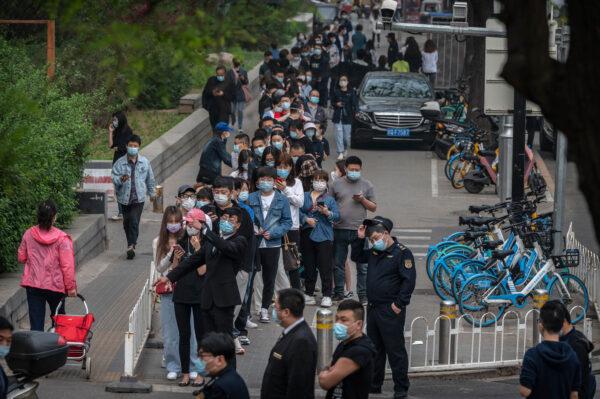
[300,192,340,242]
[111,155,156,205]
[247,191,292,247]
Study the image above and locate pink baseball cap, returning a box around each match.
[183,208,206,224]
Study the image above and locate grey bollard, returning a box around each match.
[316,308,333,372]
[532,289,548,345]
[439,300,457,365]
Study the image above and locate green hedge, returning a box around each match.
[0,38,95,272]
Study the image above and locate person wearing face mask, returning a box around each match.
[287,119,311,152]
[108,110,133,221]
[226,58,249,132]
[259,51,273,87]
[258,83,278,118]
[351,217,415,399]
[261,288,317,399]
[326,32,341,68]
[176,185,197,215]
[195,188,214,210]
[112,135,156,259]
[251,134,267,167]
[153,206,202,382]
[260,146,280,168]
[318,299,376,399]
[304,89,328,129]
[231,133,250,171]
[296,73,312,101]
[332,74,358,160]
[202,65,233,129]
[300,171,339,308]
[271,69,287,91]
[194,333,250,399]
[246,167,292,323]
[269,131,287,154]
[274,96,292,122]
[0,317,13,399]
[305,122,330,168]
[230,149,253,181]
[197,122,234,185]
[309,44,331,108]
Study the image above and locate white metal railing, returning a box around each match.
[123,261,155,377]
[566,223,600,315]
[404,308,590,373]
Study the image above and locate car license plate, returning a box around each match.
[386,128,410,137]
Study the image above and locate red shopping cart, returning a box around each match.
[51,294,95,379]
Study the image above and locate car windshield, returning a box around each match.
[361,76,432,99]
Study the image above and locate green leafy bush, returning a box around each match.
[0,38,95,272]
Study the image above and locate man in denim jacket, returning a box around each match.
[111,135,156,259]
[247,167,292,323]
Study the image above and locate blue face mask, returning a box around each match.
[0,345,9,358]
[276,76,284,83]
[305,129,316,138]
[219,220,235,234]
[127,146,139,157]
[373,238,387,251]
[277,168,290,179]
[196,200,209,208]
[233,144,241,153]
[310,96,320,104]
[333,323,349,341]
[266,160,275,167]
[273,141,283,151]
[347,171,361,181]
[191,358,207,375]
[282,102,291,110]
[217,75,225,82]
[272,308,281,325]
[290,131,299,139]
[238,191,249,202]
[255,146,265,157]
[258,180,274,192]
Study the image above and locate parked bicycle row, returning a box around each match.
[425,192,588,327]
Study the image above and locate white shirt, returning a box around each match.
[230,169,249,180]
[282,178,304,230]
[259,192,276,248]
[231,151,240,170]
[422,51,438,73]
[284,317,305,335]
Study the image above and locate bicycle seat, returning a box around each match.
[482,240,503,250]
[479,150,496,157]
[469,205,491,214]
[459,216,496,226]
[467,226,491,233]
[465,231,487,240]
[492,249,514,260]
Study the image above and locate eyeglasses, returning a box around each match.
[180,194,195,199]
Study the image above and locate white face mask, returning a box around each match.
[182,197,195,211]
[186,226,199,236]
[313,180,327,192]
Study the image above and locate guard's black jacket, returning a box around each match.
[261,320,317,399]
[167,228,247,310]
[351,237,416,308]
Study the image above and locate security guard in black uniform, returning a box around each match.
[351,216,416,399]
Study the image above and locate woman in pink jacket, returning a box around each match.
[18,200,77,331]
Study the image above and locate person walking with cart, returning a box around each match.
[351,216,416,399]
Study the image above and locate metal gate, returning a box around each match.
[427,26,466,90]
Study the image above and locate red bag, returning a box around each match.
[155,280,174,295]
[53,313,95,343]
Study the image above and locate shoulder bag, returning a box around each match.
[282,234,301,271]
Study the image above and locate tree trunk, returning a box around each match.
[498,0,600,244]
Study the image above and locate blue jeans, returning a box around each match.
[231,101,245,130]
[160,294,199,374]
[333,229,367,299]
[334,123,352,154]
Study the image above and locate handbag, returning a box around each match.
[242,84,253,102]
[282,234,301,271]
[155,280,174,295]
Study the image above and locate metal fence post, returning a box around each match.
[439,300,457,364]
[532,289,548,345]
[316,309,333,372]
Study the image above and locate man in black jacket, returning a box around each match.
[558,301,596,399]
[157,207,247,337]
[261,288,317,399]
[202,65,234,129]
[197,122,233,185]
[351,216,416,399]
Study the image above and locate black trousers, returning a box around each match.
[286,230,301,290]
[122,201,144,246]
[367,303,409,398]
[26,287,65,331]
[300,229,333,297]
[203,305,236,369]
[234,268,257,336]
[258,247,280,309]
[174,302,204,374]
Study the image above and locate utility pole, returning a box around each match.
[511,91,526,202]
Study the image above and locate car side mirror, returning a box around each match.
[420,101,441,120]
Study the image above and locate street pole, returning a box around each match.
[511,91,527,202]
[498,115,513,201]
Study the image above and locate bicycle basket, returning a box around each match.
[552,249,580,268]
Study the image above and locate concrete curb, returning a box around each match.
[105,376,153,394]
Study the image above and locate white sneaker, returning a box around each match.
[337,153,344,160]
[246,318,258,329]
[234,338,246,355]
[304,294,317,305]
[189,371,198,380]
[321,296,332,308]
[166,371,178,380]
[343,151,348,158]
[110,213,123,221]
[260,308,270,323]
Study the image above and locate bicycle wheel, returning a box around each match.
[451,260,486,302]
[426,243,473,280]
[451,160,472,189]
[459,274,508,327]
[547,273,589,324]
[445,154,460,181]
[433,263,454,300]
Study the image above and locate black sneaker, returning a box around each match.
[126,246,135,260]
[332,294,345,302]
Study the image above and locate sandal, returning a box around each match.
[192,376,205,388]
[178,376,190,387]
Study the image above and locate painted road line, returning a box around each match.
[414,253,427,257]
[431,158,439,198]
[394,235,431,240]
[392,228,433,233]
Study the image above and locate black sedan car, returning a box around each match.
[351,72,435,148]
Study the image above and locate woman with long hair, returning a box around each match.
[422,39,438,88]
[230,149,253,181]
[261,146,282,168]
[403,36,423,73]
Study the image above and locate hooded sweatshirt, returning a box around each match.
[561,328,596,399]
[18,226,76,293]
[520,340,581,399]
